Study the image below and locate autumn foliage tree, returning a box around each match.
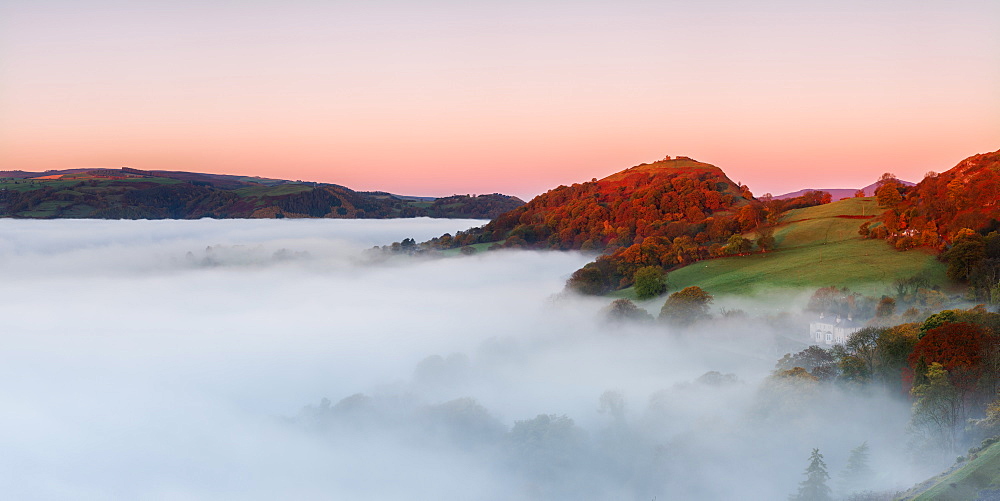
[909,322,989,394]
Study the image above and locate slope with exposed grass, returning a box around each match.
[616,197,949,297]
[902,440,1000,500]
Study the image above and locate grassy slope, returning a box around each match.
[909,441,1000,500]
[231,184,312,197]
[439,242,494,256]
[1,178,186,218]
[617,197,949,297]
[0,179,85,192]
[600,158,722,182]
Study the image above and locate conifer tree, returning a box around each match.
[790,448,832,501]
[839,442,874,495]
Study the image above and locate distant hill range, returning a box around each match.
[0,168,523,219]
[774,179,916,201]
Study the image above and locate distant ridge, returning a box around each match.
[0,167,524,220]
[774,179,915,200]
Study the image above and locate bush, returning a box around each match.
[633,266,667,299]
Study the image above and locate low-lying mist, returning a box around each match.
[0,219,936,500]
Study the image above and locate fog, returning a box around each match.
[0,219,935,500]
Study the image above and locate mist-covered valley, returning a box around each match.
[0,219,946,500]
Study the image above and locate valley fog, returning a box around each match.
[0,219,932,500]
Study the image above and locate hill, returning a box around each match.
[444,156,759,254]
[430,155,846,294]
[429,155,866,294]
[0,168,523,220]
[641,197,950,296]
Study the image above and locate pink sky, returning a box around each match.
[1,1,998,200]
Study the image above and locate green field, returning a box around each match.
[909,441,1000,500]
[616,197,950,298]
[0,177,181,193]
[439,242,495,256]
[231,183,312,197]
[0,179,83,192]
[17,200,74,218]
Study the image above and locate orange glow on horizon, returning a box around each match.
[1,1,997,200]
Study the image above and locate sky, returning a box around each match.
[1,0,998,199]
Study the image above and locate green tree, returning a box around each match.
[774,346,835,374]
[874,324,919,387]
[723,234,753,255]
[844,327,885,381]
[603,298,653,323]
[507,414,585,481]
[919,310,958,338]
[942,238,986,282]
[910,363,962,452]
[839,442,874,496]
[566,259,617,295]
[791,448,832,501]
[633,265,667,299]
[756,226,777,252]
[658,286,713,326]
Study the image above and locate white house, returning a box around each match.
[809,313,862,345]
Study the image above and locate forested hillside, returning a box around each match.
[0,168,523,220]
[862,149,1000,249]
[860,149,1000,302]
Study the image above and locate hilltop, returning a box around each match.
[0,168,523,220]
